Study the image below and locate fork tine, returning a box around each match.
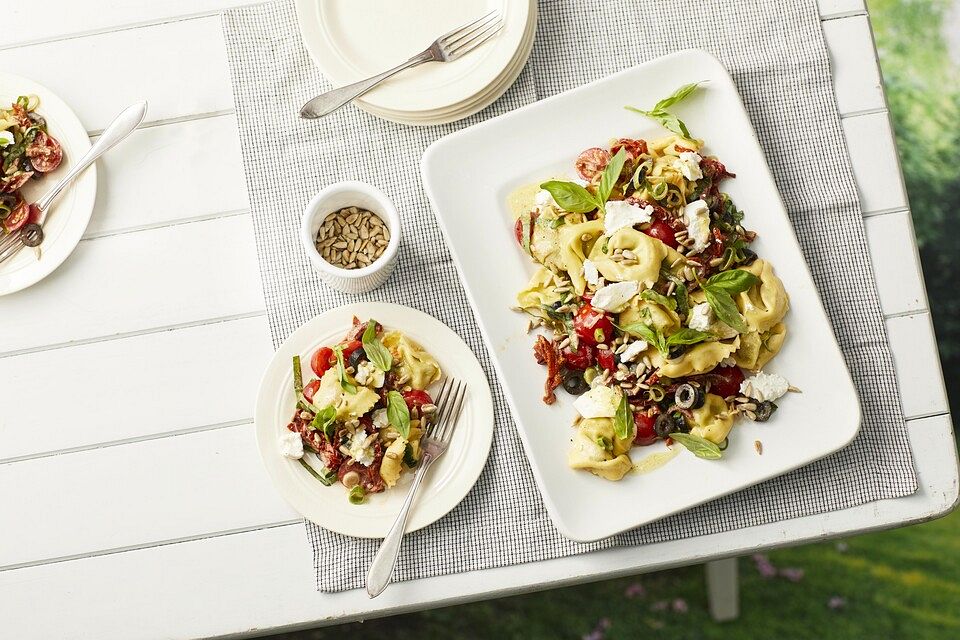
[435,381,466,443]
[433,379,461,432]
[439,10,497,46]
[427,379,453,435]
[0,236,24,265]
[0,231,21,254]
[447,19,503,59]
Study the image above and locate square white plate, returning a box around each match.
[421,49,861,542]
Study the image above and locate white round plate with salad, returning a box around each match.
[255,302,494,539]
[0,71,96,296]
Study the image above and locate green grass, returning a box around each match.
[276,494,958,640]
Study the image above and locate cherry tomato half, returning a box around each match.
[573,304,614,346]
[2,201,29,233]
[597,349,617,373]
[310,346,334,377]
[633,412,658,446]
[644,219,679,249]
[561,343,594,370]
[25,131,63,173]
[339,340,362,361]
[403,389,433,412]
[710,365,745,398]
[513,211,538,248]
[302,379,321,403]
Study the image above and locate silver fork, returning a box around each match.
[366,378,468,598]
[300,11,504,120]
[0,101,147,266]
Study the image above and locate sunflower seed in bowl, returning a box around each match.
[315,207,391,270]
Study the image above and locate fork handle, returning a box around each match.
[365,452,435,598]
[300,50,435,120]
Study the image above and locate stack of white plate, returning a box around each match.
[294,0,537,126]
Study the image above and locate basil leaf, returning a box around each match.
[386,390,411,438]
[621,322,668,357]
[674,281,690,318]
[705,269,759,295]
[704,287,747,333]
[613,392,633,440]
[670,432,722,460]
[625,107,692,139]
[539,180,600,214]
[597,147,628,205]
[292,355,304,396]
[652,82,703,112]
[361,319,393,372]
[640,289,677,311]
[666,327,715,347]
[333,345,357,394]
[310,404,338,441]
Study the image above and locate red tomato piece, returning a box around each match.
[310,346,334,377]
[633,412,658,446]
[403,389,433,411]
[710,365,745,398]
[611,138,648,160]
[2,201,30,233]
[0,172,32,194]
[302,379,321,402]
[26,131,63,173]
[561,343,594,370]
[339,340,362,361]
[597,349,617,373]
[513,211,538,247]
[644,219,679,249]
[573,304,614,346]
[574,147,611,181]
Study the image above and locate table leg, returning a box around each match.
[705,557,740,621]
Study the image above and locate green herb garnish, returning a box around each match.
[386,390,411,438]
[292,355,304,396]
[620,322,714,358]
[298,458,337,486]
[640,289,677,311]
[670,432,722,460]
[333,345,357,394]
[310,404,337,441]
[361,319,393,372]
[701,268,759,333]
[348,485,366,504]
[625,82,703,139]
[539,148,628,216]
[614,392,633,440]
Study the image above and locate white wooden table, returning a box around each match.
[1,1,955,638]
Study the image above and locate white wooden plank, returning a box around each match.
[864,211,927,316]
[817,0,867,18]
[0,423,296,569]
[0,17,232,132]
[843,111,910,214]
[7,0,252,48]
[88,114,249,237]
[1,414,953,640]
[823,16,885,115]
[886,313,950,419]
[0,316,272,462]
[0,215,264,355]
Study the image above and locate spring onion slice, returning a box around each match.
[298,457,336,486]
[348,486,366,505]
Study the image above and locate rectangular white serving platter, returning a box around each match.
[421,49,861,542]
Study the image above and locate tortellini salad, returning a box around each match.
[281,317,441,503]
[513,84,796,482]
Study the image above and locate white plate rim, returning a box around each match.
[0,71,96,296]
[254,302,495,539]
[294,0,530,113]
[420,49,863,542]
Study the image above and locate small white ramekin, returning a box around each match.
[300,181,401,294]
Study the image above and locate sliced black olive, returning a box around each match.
[21,157,35,174]
[654,413,676,438]
[562,370,590,396]
[753,400,778,423]
[718,438,729,451]
[347,345,366,369]
[672,412,690,433]
[21,224,44,247]
[740,248,758,265]
[674,383,705,410]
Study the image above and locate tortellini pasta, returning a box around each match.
[734,322,787,371]
[657,338,740,378]
[736,260,789,332]
[383,331,442,390]
[557,219,604,294]
[587,228,666,288]
[378,436,408,488]
[567,417,634,481]
[516,267,563,313]
[312,368,380,420]
[619,297,681,335]
[690,393,735,444]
